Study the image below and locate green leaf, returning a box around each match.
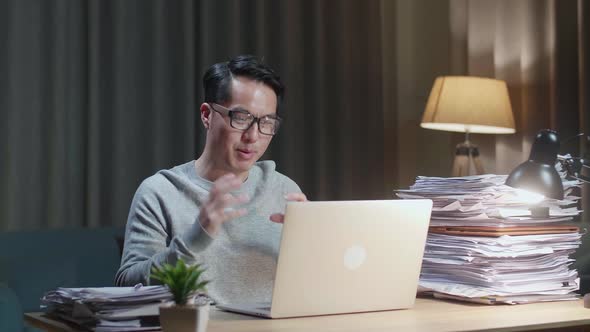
[148,259,209,305]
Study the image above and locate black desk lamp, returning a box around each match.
[505,129,564,200]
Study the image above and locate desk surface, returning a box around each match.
[25,297,590,332]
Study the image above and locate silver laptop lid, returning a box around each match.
[270,199,432,318]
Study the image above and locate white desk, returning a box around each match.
[26,297,590,332]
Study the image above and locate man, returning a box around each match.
[115,55,306,305]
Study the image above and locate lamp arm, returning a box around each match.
[557,155,590,184]
[561,132,587,145]
[556,131,590,184]
[572,163,590,184]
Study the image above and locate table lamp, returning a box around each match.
[421,76,516,176]
[506,129,564,200]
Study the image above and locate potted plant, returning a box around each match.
[151,259,210,332]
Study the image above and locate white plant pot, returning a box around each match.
[159,302,210,332]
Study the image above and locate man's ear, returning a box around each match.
[200,103,211,129]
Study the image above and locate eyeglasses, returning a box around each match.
[208,103,282,136]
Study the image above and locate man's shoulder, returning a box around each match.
[254,160,288,181]
[254,160,277,174]
[253,160,300,192]
[135,161,195,197]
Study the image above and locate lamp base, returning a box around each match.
[451,141,485,177]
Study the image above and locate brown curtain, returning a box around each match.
[448,0,590,290]
[2,0,588,236]
[449,0,589,175]
[0,0,387,231]
[448,0,589,212]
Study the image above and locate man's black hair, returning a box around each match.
[203,55,285,115]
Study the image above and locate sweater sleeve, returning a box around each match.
[114,177,213,286]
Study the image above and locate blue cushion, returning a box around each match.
[0,227,124,314]
[0,283,23,332]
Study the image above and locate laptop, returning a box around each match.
[216,199,432,318]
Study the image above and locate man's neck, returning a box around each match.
[194,157,249,183]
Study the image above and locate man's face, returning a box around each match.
[204,76,278,175]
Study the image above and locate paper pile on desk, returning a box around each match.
[397,174,581,227]
[397,174,584,304]
[41,285,172,331]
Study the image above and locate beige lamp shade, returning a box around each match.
[421,76,516,134]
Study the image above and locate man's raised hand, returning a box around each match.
[199,173,249,236]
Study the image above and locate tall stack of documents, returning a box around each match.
[397,174,584,304]
[41,285,172,331]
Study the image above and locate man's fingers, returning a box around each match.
[267,193,307,224]
[210,173,242,198]
[216,193,249,219]
[234,193,249,204]
[284,192,307,202]
[269,213,285,223]
[211,192,249,210]
[200,203,247,236]
[224,207,248,220]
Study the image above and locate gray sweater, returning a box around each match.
[115,160,301,304]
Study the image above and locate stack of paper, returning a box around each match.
[397,174,584,304]
[41,285,172,331]
[397,174,581,227]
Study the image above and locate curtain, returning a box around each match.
[448,0,589,213]
[1,1,197,230]
[0,0,387,231]
[2,0,588,233]
[449,0,589,174]
[448,0,590,290]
